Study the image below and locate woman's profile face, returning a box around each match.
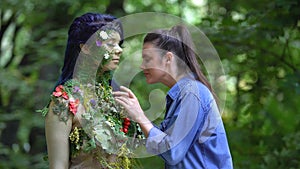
[102,31,123,71]
[140,42,167,84]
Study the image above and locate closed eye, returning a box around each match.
[106,43,115,47]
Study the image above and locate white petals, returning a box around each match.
[104,53,110,59]
[99,31,109,40]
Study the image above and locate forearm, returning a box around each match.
[136,113,153,137]
[146,93,203,164]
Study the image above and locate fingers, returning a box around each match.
[119,86,130,93]
[115,96,133,106]
[113,86,136,99]
[113,91,129,97]
[114,97,126,107]
[120,86,136,99]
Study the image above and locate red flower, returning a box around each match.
[53,85,64,97]
[62,92,69,100]
[69,98,80,115]
[52,85,69,100]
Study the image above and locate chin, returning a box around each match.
[104,65,118,71]
[146,78,157,84]
[112,66,119,70]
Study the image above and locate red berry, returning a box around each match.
[123,128,128,133]
[124,117,130,122]
[124,121,131,126]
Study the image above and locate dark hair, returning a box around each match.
[143,25,217,100]
[55,12,123,87]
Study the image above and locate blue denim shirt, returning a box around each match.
[146,75,233,169]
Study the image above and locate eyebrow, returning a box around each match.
[106,38,120,44]
[107,34,121,42]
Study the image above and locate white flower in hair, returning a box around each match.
[104,53,110,59]
[99,31,109,40]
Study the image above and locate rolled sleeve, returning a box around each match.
[145,92,204,165]
[146,127,167,154]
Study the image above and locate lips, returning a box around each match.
[112,58,120,62]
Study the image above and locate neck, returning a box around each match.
[161,72,187,88]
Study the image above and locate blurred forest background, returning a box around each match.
[0,0,299,168]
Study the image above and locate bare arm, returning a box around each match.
[131,112,153,137]
[45,101,72,169]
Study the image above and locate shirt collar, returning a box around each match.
[167,73,195,100]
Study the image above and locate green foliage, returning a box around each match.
[203,0,300,168]
[0,0,299,168]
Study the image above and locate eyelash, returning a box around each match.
[106,42,124,48]
[106,43,115,47]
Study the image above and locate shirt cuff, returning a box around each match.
[146,127,167,155]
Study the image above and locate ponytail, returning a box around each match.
[144,25,218,102]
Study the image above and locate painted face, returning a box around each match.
[102,31,123,71]
[141,42,167,84]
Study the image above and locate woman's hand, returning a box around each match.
[113,86,153,137]
[113,86,144,123]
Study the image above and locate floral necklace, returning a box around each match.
[80,71,145,154]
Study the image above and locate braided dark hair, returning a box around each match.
[56,12,123,87]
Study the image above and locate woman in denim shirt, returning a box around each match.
[114,25,233,169]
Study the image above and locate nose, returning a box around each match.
[140,61,145,70]
[114,44,123,55]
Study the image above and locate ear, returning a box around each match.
[80,44,90,54]
[165,52,174,64]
